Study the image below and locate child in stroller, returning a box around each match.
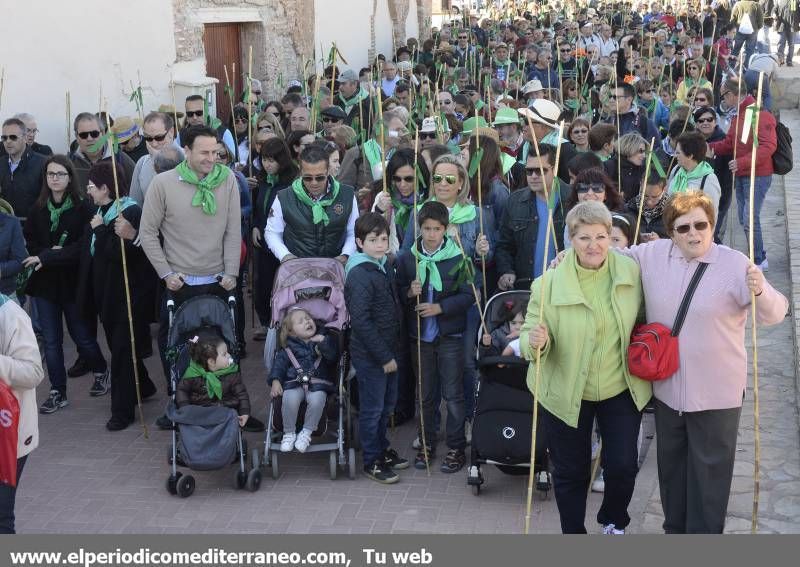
[176,329,250,427]
[480,298,526,358]
[269,307,338,453]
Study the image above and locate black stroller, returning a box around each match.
[466,290,551,496]
[164,293,262,497]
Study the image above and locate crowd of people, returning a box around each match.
[0,0,794,535]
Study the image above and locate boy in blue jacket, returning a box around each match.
[345,213,408,484]
[396,201,475,474]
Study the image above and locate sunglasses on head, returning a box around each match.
[144,133,169,143]
[392,175,414,183]
[77,130,101,140]
[1,134,20,142]
[433,173,457,185]
[576,183,605,194]
[185,110,204,118]
[674,221,709,234]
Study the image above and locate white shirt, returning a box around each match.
[265,193,358,260]
[598,36,619,57]
[577,33,603,53]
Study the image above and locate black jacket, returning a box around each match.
[23,198,93,304]
[0,142,52,158]
[344,260,401,366]
[395,239,475,340]
[495,180,571,284]
[68,150,136,196]
[605,156,646,201]
[0,148,47,219]
[0,213,26,295]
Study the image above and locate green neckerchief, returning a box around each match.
[390,194,412,231]
[493,57,513,68]
[541,129,567,146]
[410,236,462,291]
[670,160,714,194]
[363,138,382,172]
[90,197,137,256]
[182,359,239,401]
[564,98,579,111]
[345,252,387,277]
[338,87,368,111]
[176,161,230,216]
[291,177,340,225]
[261,174,279,216]
[47,196,74,233]
[642,97,656,115]
[421,198,477,224]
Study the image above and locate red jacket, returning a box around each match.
[710,95,777,177]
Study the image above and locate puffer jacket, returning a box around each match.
[269,333,338,393]
[176,368,251,416]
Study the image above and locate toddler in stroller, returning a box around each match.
[269,307,338,453]
[481,298,526,358]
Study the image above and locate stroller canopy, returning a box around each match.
[167,294,237,349]
[270,258,348,329]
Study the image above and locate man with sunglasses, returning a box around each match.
[176,95,235,158]
[0,113,51,159]
[0,118,46,219]
[130,112,182,206]
[266,144,357,265]
[320,106,347,137]
[67,112,136,193]
[418,116,450,149]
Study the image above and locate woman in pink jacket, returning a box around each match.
[0,292,44,533]
[623,192,788,533]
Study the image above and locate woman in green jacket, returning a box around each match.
[520,201,651,535]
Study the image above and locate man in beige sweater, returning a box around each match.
[139,125,245,429]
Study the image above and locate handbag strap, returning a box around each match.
[671,262,709,337]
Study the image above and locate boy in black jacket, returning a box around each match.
[344,213,408,484]
[396,202,475,474]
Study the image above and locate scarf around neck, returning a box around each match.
[182,359,239,401]
[176,161,230,216]
[90,197,137,256]
[291,177,340,225]
[47,196,74,233]
[345,252,387,277]
[410,236,463,292]
[671,160,714,194]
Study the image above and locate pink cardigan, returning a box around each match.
[623,240,788,412]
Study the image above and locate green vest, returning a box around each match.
[278,181,354,258]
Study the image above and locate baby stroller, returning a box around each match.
[260,258,357,480]
[466,290,551,496]
[164,293,262,498]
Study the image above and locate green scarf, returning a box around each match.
[410,236,462,291]
[338,87,369,112]
[182,359,239,401]
[261,174,279,216]
[345,252,387,277]
[420,199,477,224]
[671,161,714,194]
[291,177,340,225]
[90,197,137,256]
[47,196,74,233]
[363,138,383,172]
[176,161,230,216]
[390,194,412,231]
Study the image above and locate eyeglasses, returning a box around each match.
[301,174,327,183]
[77,130,101,140]
[322,116,341,123]
[433,173,458,185]
[576,183,606,194]
[144,132,169,143]
[696,116,715,124]
[392,175,415,183]
[185,110,204,118]
[46,171,69,179]
[1,134,20,142]
[419,132,438,140]
[674,221,710,234]
[720,91,732,98]
[525,167,550,176]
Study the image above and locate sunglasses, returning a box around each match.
[576,183,605,194]
[674,221,710,234]
[0,134,20,142]
[77,130,101,140]
[392,175,415,183]
[571,129,588,135]
[433,173,458,185]
[696,116,715,124]
[144,132,169,143]
[185,110,204,118]
[322,116,341,123]
[301,175,327,183]
[525,167,550,176]
[419,132,437,140]
[216,151,229,159]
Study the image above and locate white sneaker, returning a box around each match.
[602,523,625,534]
[294,429,313,452]
[280,432,296,452]
[412,436,422,450]
[591,478,606,493]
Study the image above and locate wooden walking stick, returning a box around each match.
[223,65,238,136]
[634,137,657,242]
[524,121,566,535]
[377,61,388,196]
[170,72,180,135]
[247,45,254,179]
[0,67,4,113]
[729,52,745,250]
[471,131,488,304]
[748,71,765,534]
[451,232,491,336]
[65,91,72,149]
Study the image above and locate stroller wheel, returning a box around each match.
[233,469,247,490]
[166,472,182,495]
[347,448,357,480]
[246,468,262,492]
[250,447,260,470]
[329,451,338,480]
[270,451,280,479]
[176,474,195,498]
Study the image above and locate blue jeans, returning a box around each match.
[35,297,106,393]
[733,31,757,65]
[735,175,771,265]
[353,356,398,466]
[777,27,795,62]
[542,390,642,533]
[0,455,27,534]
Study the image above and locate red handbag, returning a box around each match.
[0,381,20,487]
[628,262,708,381]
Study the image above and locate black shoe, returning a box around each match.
[383,448,410,470]
[440,448,466,473]
[788,60,794,67]
[156,414,175,430]
[67,357,89,378]
[243,416,265,432]
[391,410,413,427]
[414,447,435,470]
[363,461,399,484]
[141,383,157,400]
[39,390,68,414]
[88,370,110,396]
[106,415,134,431]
